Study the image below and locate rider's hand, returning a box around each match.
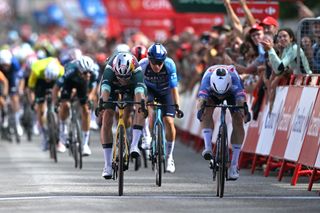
[174,104,184,118]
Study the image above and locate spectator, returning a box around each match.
[261,28,312,74]
[260,16,279,36]
[311,20,320,73]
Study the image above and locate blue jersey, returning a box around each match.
[139,57,178,95]
[198,65,246,102]
[0,57,23,94]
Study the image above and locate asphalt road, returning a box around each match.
[0,131,319,213]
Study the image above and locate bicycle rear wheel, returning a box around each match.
[217,123,227,198]
[155,123,163,187]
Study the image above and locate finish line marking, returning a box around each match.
[0,195,319,201]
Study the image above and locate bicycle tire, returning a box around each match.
[217,123,227,198]
[155,123,162,187]
[118,126,125,196]
[75,118,83,169]
[71,123,78,168]
[47,112,58,163]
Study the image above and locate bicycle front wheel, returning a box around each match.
[118,126,125,196]
[217,123,228,198]
[75,118,83,169]
[47,112,58,163]
[155,123,163,187]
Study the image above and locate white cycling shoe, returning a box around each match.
[130,146,140,159]
[166,157,175,173]
[228,165,239,180]
[82,144,92,156]
[102,166,112,180]
[201,149,213,160]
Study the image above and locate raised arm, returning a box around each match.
[223,0,243,38]
[239,0,256,27]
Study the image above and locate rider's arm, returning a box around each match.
[0,71,8,97]
[100,67,114,102]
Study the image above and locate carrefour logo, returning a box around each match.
[265,6,276,15]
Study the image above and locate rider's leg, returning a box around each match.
[101,109,114,179]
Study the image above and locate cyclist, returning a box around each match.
[131,45,151,148]
[99,52,147,179]
[27,57,64,151]
[0,49,24,136]
[139,43,183,173]
[196,65,247,180]
[52,55,98,156]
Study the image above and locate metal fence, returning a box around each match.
[297,18,320,74]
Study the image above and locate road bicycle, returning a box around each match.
[66,97,83,169]
[203,103,245,198]
[97,91,147,196]
[147,101,183,187]
[46,89,58,163]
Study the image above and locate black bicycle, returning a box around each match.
[46,89,58,163]
[67,97,83,169]
[203,103,246,198]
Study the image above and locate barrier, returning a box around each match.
[290,89,320,186]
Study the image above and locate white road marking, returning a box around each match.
[0,195,319,201]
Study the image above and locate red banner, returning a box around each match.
[231,1,279,20]
[103,0,224,39]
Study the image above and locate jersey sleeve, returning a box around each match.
[197,70,211,99]
[165,58,178,88]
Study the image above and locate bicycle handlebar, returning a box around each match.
[146,102,184,119]
[95,99,148,118]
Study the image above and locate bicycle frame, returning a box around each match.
[112,95,130,182]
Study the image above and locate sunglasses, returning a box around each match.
[150,59,164,66]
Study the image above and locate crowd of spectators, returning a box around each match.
[1,0,320,120]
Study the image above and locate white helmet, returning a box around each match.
[78,55,95,73]
[114,43,130,54]
[45,61,60,80]
[113,53,134,79]
[0,49,13,65]
[210,68,232,95]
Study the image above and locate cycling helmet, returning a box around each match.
[78,55,95,73]
[114,43,130,54]
[131,45,147,61]
[68,48,82,61]
[0,49,13,65]
[210,68,232,95]
[147,43,167,65]
[113,52,134,79]
[44,61,60,80]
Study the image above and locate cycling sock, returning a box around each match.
[59,121,67,143]
[231,144,241,167]
[15,112,21,125]
[202,128,213,150]
[143,118,151,138]
[103,147,112,168]
[166,141,175,159]
[82,131,90,146]
[131,125,143,148]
